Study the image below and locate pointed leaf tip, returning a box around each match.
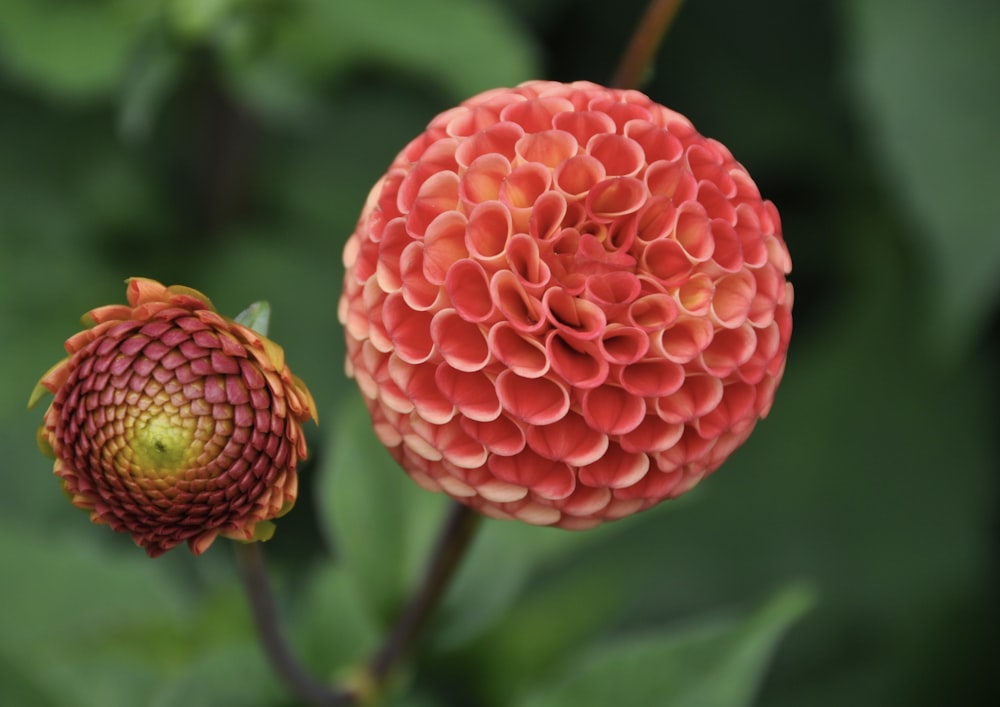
[235,301,272,337]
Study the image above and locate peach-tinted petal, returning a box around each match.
[488,448,576,500]
[340,80,792,528]
[526,412,609,466]
[381,292,434,364]
[587,134,645,177]
[546,332,609,389]
[496,370,570,425]
[581,384,646,435]
[585,177,648,221]
[445,259,494,323]
[488,322,550,378]
[431,309,491,372]
[578,444,650,488]
[435,365,502,422]
[554,154,606,198]
[516,130,579,168]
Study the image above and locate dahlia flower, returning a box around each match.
[339,80,792,529]
[30,278,317,556]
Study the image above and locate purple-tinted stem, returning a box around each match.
[236,542,357,706]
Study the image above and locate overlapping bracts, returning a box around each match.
[31,278,317,556]
[340,81,792,529]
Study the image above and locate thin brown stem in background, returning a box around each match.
[611,0,687,90]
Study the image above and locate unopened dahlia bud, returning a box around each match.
[29,278,317,556]
[339,80,792,529]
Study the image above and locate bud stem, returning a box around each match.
[610,0,687,90]
[236,542,358,706]
[237,502,482,705]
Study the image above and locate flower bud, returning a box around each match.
[339,81,792,529]
[30,278,317,556]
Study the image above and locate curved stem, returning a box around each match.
[236,502,482,704]
[610,0,687,90]
[368,502,482,684]
[235,542,357,707]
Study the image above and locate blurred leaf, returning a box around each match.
[0,651,60,707]
[316,392,448,624]
[117,36,182,141]
[845,0,1000,354]
[517,585,814,707]
[0,525,188,706]
[261,0,538,103]
[293,564,381,677]
[434,515,633,650]
[0,0,145,99]
[150,641,284,707]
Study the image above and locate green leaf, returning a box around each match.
[149,641,284,707]
[292,564,381,677]
[0,525,188,706]
[0,0,144,99]
[845,0,1000,355]
[316,392,448,624]
[434,515,633,650]
[264,0,539,101]
[517,585,814,707]
[234,300,272,336]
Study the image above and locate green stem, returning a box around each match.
[610,0,687,90]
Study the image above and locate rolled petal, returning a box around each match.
[340,80,793,528]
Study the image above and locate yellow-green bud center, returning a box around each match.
[131,413,195,475]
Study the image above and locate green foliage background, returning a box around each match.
[1,0,997,705]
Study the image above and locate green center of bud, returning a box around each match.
[131,413,196,475]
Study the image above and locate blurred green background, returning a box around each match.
[1,0,997,705]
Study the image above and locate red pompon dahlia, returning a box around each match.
[29,278,317,557]
[339,80,792,529]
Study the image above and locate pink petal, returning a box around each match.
[435,365,502,422]
[553,154,606,198]
[619,415,684,454]
[619,358,684,398]
[598,324,649,366]
[381,292,434,364]
[515,129,579,167]
[466,199,512,263]
[545,332,609,389]
[488,322,550,378]
[431,309,491,372]
[542,287,607,341]
[460,413,526,456]
[581,384,646,435]
[496,370,570,425]
[526,412,609,466]
[487,447,576,500]
[445,259,494,323]
[587,134,644,177]
[654,374,725,424]
[585,177,648,221]
[700,324,757,378]
[423,210,469,285]
[579,444,650,488]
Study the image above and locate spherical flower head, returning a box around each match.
[339,81,792,529]
[30,278,318,557]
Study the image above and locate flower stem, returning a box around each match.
[610,0,687,90]
[235,542,357,707]
[237,502,482,704]
[367,501,482,685]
